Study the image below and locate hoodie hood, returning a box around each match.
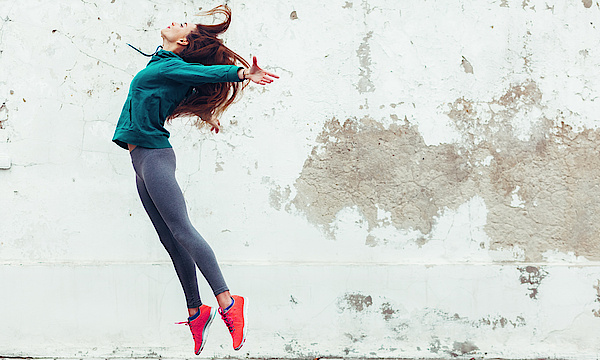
[148,49,181,65]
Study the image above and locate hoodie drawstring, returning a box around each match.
[126,44,163,57]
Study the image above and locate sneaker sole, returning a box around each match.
[234,297,247,351]
[197,307,217,355]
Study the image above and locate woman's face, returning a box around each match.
[161,22,195,43]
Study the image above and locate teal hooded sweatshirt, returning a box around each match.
[112,50,243,150]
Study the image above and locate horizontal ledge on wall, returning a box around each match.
[1,260,600,267]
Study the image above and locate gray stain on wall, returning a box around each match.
[337,293,373,312]
[290,80,600,261]
[450,341,478,356]
[518,266,548,299]
[381,302,396,321]
[0,102,7,129]
[356,31,375,93]
[461,56,474,74]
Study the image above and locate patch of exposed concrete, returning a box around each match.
[479,314,526,329]
[450,341,478,356]
[290,80,600,261]
[375,300,526,353]
[356,31,375,93]
[518,266,548,299]
[521,0,534,9]
[337,293,373,312]
[0,102,7,129]
[461,56,473,74]
[269,184,291,211]
[292,114,471,238]
[344,332,367,343]
[381,302,396,321]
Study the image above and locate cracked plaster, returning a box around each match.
[290,80,600,261]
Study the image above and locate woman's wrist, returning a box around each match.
[238,67,247,80]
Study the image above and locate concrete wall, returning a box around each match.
[1,0,600,358]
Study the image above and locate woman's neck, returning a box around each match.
[162,39,183,53]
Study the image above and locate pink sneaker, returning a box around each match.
[219,295,247,350]
[178,304,217,355]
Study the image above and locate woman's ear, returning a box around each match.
[176,38,189,46]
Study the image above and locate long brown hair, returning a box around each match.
[169,5,249,128]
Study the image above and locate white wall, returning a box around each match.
[2,0,600,358]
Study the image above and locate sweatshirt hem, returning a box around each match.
[112,130,172,149]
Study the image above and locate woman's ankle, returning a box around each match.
[216,291,233,309]
[188,307,199,318]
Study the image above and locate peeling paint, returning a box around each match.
[337,293,373,312]
[344,332,366,343]
[0,102,7,129]
[429,338,442,353]
[269,184,291,211]
[292,115,470,239]
[518,266,548,299]
[582,0,593,8]
[378,300,527,351]
[365,234,379,247]
[461,56,473,74]
[356,31,375,94]
[381,302,396,321]
[450,341,478,356]
[292,80,600,261]
[479,315,526,329]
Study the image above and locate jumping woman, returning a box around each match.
[112,5,278,355]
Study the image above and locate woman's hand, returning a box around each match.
[241,56,279,85]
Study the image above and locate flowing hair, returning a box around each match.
[168,5,249,128]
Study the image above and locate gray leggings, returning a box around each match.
[130,146,228,308]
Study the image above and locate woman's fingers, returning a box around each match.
[264,70,280,79]
[247,66,278,85]
[261,72,277,81]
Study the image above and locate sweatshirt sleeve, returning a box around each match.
[160,59,243,85]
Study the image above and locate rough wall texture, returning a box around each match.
[1,0,600,359]
[292,80,600,261]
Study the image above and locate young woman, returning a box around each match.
[112,5,278,355]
